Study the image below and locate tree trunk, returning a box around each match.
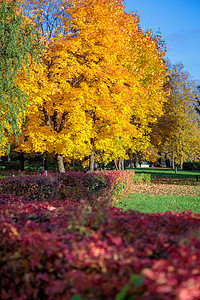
[165,153,170,168]
[157,152,162,167]
[19,152,25,171]
[56,154,65,173]
[72,160,75,169]
[180,155,183,169]
[89,138,95,172]
[100,151,104,170]
[44,153,48,171]
[172,151,175,169]
[114,160,119,170]
[100,160,104,170]
[133,159,139,168]
[119,159,124,170]
[129,158,134,168]
[133,151,139,168]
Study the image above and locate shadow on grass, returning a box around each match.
[130,168,200,186]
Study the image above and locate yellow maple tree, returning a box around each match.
[16,0,168,172]
[126,28,168,163]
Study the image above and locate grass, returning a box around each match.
[117,193,200,213]
[132,167,200,176]
[132,167,200,184]
[116,168,200,213]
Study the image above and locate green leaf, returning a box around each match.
[115,284,131,300]
[130,274,144,287]
[71,295,87,300]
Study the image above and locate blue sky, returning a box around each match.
[123,0,200,84]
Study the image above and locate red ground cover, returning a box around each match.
[1,193,200,299]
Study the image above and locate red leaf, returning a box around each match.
[106,233,122,246]
[45,280,66,295]
[36,273,49,282]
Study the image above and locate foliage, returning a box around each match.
[1,195,200,299]
[0,174,58,201]
[127,29,168,156]
[183,162,200,171]
[0,170,135,205]
[15,0,168,172]
[115,274,144,300]
[151,63,200,167]
[0,0,41,152]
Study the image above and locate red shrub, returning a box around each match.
[1,194,200,299]
[0,170,135,205]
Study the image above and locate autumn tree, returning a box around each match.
[151,63,200,168]
[195,85,200,116]
[16,0,168,172]
[16,0,136,172]
[124,29,168,167]
[0,0,40,154]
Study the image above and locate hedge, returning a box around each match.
[183,162,200,171]
[1,195,200,299]
[0,170,135,206]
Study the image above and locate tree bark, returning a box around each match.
[44,155,48,171]
[133,158,139,168]
[119,159,124,170]
[19,152,25,171]
[172,151,175,169]
[89,138,95,172]
[180,155,183,169]
[158,152,162,167]
[114,160,119,170]
[130,159,134,168]
[100,160,104,170]
[56,154,65,173]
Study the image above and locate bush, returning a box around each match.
[183,162,200,171]
[0,174,58,201]
[0,161,21,170]
[1,195,200,299]
[0,170,135,205]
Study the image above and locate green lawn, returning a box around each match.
[132,167,200,175]
[116,168,200,213]
[132,167,200,183]
[117,193,200,213]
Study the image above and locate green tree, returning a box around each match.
[0,0,40,153]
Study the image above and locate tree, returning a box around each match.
[16,0,168,172]
[151,63,200,168]
[16,0,136,172]
[125,29,169,166]
[22,0,69,39]
[195,85,200,115]
[0,0,40,153]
